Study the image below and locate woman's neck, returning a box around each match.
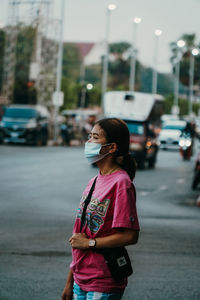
[97,159,121,175]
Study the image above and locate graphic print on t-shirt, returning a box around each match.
[77,196,110,233]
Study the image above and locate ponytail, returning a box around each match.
[116,154,137,181]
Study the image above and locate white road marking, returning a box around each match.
[159,185,168,191]
[177,178,185,184]
[139,191,149,197]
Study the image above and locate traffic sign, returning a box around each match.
[52,91,64,107]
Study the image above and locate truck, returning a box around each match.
[103,91,164,169]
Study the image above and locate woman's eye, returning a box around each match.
[88,134,98,140]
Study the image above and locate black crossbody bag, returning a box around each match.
[80,177,133,281]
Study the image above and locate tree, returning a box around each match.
[164,94,200,115]
[14,25,36,104]
[109,42,131,59]
[170,34,200,87]
[0,29,5,93]
[62,43,81,81]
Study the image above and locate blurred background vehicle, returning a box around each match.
[0,105,49,146]
[161,114,179,127]
[62,109,99,144]
[124,119,159,169]
[192,151,200,190]
[159,120,186,150]
[103,91,163,169]
[179,131,192,160]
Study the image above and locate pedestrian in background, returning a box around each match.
[62,118,140,300]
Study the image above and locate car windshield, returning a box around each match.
[163,124,185,131]
[125,121,144,135]
[4,108,37,119]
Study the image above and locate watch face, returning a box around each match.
[89,239,96,247]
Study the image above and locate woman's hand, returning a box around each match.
[69,233,89,250]
[61,269,74,300]
[61,282,73,300]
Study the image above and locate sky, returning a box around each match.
[0,0,200,73]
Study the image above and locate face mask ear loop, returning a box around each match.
[102,143,117,155]
[101,143,111,147]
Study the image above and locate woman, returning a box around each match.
[62,118,140,300]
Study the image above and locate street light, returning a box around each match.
[172,39,185,115]
[129,17,142,91]
[86,83,93,90]
[152,29,162,94]
[80,83,94,108]
[189,48,199,115]
[101,3,117,113]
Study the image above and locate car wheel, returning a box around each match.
[42,133,48,146]
[137,160,145,169]
[35,132,43,146]
[148,156,156,168]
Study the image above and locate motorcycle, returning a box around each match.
[179,133,192,160]
[192,152,200,190]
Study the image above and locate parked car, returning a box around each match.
[161,114,179,127]
[159,120,186,150]
[0,105,49,145]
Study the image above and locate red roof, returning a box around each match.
[65,42,95,58]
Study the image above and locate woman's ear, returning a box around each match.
[109,143,118,154]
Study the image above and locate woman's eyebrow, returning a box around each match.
[91,132,99,136]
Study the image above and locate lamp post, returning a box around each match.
[172,39,185,115]
[80,83,93,108]
[129,17,141,91]
[152,29,162,94]
[189,48,199,115]
[101,4,117,113]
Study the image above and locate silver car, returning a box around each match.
[159,120,186,150]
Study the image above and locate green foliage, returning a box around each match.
[109,59,130,89]
[164,95,174,114]
[0,29,5,92]
[192,102,200,115]
[62,43,81,81]
[170,33,200,87]
[164,94,200,116]
[85,64,101,84]
[14,25,36,104]
[61,77,79,109]
[137,64,174,95]
[86,85,101,107]
[109,42,131,55]
[181,33,196,48]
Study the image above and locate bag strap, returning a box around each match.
[80,176,97,232]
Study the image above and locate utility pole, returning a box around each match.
[53,0,65,143]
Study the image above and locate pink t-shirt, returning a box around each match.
[70,170,140,293]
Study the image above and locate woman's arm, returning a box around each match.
[69,229,139,250]
[61,269,74,300]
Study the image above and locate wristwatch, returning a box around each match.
[88,239,96,248]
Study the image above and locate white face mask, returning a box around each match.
[84,142,111,164]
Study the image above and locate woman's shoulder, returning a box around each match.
[115,170,132,188]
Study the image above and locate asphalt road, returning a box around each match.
[0,144,200,300]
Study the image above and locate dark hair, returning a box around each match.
[95,118,136,181]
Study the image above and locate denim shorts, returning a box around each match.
[73,282,124,300]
